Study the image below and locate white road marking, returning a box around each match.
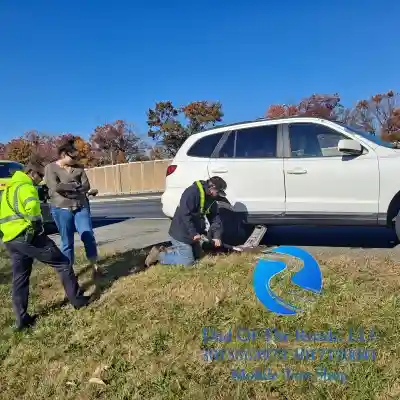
[90,196,161,203]
[134,217,169,220]
[91,217,169,220]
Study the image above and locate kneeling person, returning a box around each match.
[145,176,227,267]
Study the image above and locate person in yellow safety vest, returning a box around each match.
[145,176,227,267]
[0,160,91,331]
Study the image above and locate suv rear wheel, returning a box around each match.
[394,211,400,243]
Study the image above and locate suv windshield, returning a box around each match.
[0,162,23,178]
[337,123,395,149]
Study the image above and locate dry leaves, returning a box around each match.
[88,364,109,385]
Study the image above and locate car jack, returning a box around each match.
[201,224,268,253]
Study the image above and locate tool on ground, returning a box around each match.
[200,224,268,253]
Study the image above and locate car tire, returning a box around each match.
[394,211,400,244]
[215,196,250,246]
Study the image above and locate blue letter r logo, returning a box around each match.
[253,246,323,315]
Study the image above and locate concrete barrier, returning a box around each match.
[85,159,173,196]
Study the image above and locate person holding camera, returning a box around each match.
[44,138,103,279]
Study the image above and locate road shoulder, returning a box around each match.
[50,218,170,254]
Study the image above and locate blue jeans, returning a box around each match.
[158,238,202,267]
[51,206,98,266]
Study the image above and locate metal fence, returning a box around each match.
[85,159,173,195]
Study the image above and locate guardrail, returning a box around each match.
[85,159,173,196]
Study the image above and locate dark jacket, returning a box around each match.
[168,180,223,245]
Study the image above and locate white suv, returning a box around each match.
[161,117,400,240]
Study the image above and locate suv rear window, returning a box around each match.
[216,125,278,158]
[0,162,23,178]
[186,132,224,158]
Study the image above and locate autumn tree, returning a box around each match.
[149,144,170,160]
[348,91,400,142]
[3,131,59,164]
[0,143,5,159]
[5,138,34,164]
[56,134,98,167]
[382,108,400,145]
[146,100,223,156]
[90,120,148,165]
[23,130,58,163]
[266,94,343,120]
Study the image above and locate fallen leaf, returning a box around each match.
[93,364,109,377]
[215,291,226,306]
[89,377,106,385]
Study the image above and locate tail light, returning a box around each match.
[166,164,177,176]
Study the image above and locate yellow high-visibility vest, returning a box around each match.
[195,180,215,215]
[0,171,42,242]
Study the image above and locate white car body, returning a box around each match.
[161,117,400,231]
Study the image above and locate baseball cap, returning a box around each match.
[209,176,227,197]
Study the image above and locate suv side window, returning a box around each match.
[217,131,235,158]
[288,123,348,157]
[186,132,224,158]
[216,125,278,158]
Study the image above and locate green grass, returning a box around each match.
[0,245,399,400]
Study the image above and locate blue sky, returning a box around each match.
[0,0,399,144]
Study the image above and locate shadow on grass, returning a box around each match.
[0,252,12,286]
[0,270,12,285]
[35,241,171,317]
[261,226,398,249]
[78,240,171,302]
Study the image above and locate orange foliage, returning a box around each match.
[5,139,34,165]
[90,120,147,164]
[266,94,341,120]
[354,90,400,141]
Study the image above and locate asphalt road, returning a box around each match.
[90,198,165,219]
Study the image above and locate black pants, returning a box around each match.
[4,232,86,326]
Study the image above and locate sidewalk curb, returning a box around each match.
[90,195,162,203]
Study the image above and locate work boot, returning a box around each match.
[73,295,92,310]
[145,246,160,267]
[89,257,105,280]
[15,314,38,332]
[92,264,106,280]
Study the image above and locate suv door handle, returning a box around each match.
[287,168,307,174]
[210,168,228,173]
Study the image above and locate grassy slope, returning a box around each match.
[0,246,399,400]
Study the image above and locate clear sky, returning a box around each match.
[0,0,399,143]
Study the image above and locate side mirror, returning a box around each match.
[338,139,363,155]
